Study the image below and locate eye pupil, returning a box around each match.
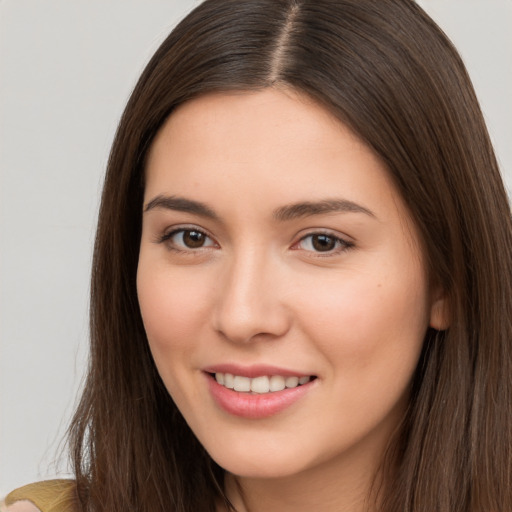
[312,234,335,252]
[183,230,205,248]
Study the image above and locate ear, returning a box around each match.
[429,288,450,330]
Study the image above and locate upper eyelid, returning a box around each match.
[294,227,354,243]
[295,233,352,248]
[158,228,218,253]
[162,224,214,239]
[291,229,355,255]
[154,225,217,248]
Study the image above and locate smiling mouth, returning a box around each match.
[210,372,316,394]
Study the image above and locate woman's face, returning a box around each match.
[137,89,446,481]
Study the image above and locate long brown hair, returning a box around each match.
[69,1,512,510]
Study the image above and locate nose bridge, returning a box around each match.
[213,243,289,343]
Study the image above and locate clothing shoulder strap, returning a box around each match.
[4,480,77,512]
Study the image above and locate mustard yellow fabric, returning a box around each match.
[4,480,77,512]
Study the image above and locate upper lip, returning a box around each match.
[203,363,314,379]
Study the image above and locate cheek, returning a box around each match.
[136,262,218,413]
[295,270,429,441]
[294,263,429,378]
[136,263,212,356]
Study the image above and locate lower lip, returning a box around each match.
[206,374,315,419]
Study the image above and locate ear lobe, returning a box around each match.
[429,291,450,330]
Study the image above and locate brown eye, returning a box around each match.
[162,228,216,250]
[182,230,207,248]
[311,234,336,252]
[296,232,352,254]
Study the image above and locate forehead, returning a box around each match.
[145,89,388,199]
[145,88,410,220]
[159,88,346,141]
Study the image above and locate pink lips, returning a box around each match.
[204,364,316,419]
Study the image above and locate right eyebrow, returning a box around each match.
[143,195,218,220]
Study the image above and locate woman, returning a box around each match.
[5,0,512,510]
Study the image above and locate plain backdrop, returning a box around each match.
[1,0,511,497]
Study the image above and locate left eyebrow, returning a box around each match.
[273,199,375,222]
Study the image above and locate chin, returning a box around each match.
[217,456,308,480]
[202,435,329,480]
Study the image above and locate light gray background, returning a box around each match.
[1,0,511,497]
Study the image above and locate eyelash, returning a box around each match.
[157,227,216,253]
[293,232,354,255]
[157,227,354,256]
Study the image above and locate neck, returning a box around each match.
[223,448,386,512]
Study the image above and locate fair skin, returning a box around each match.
[137,88,447,512]
[4,501,39,512]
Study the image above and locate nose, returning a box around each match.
[212,248,291,344]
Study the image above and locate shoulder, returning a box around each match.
[2,500,41,512]
[3,480,77,512]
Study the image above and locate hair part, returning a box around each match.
[268,1,300,83]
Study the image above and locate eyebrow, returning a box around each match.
[273,199,375,221]
[144,195,375,221]
[144,195,218,219]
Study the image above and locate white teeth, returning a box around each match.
[233,376,251,392]
[269,375,286,391]
[224,373,234,389]
[251,376,270,393]
[213,372,312,393]
[285,376,299,388]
